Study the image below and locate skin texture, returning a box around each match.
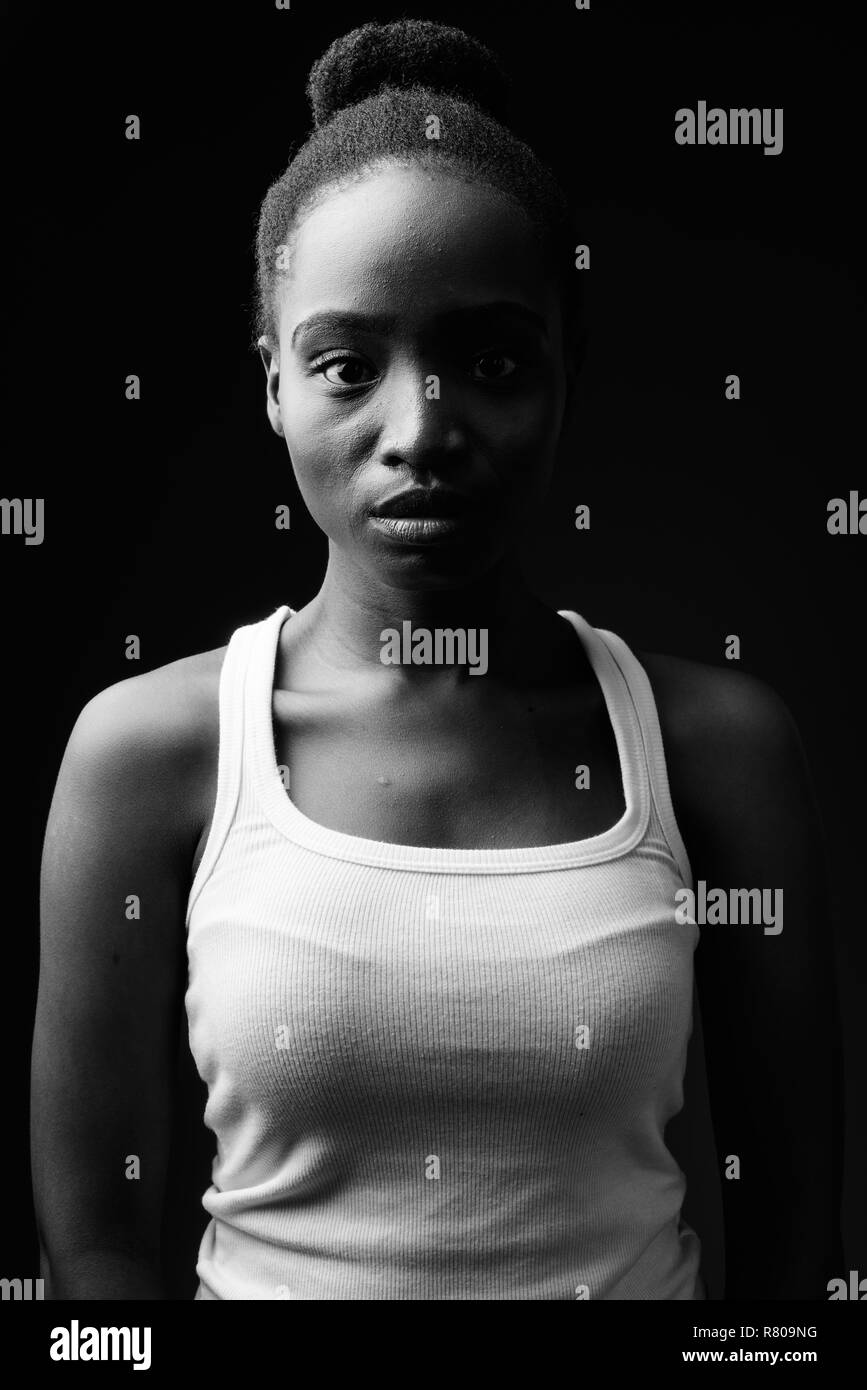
[32,163,843,1300]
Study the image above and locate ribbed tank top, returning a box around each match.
[184,603,706,1301]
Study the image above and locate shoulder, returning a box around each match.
[59,645,228,840]
[633,647,809,843]
[70,645,226,761]
[636,647,798,754]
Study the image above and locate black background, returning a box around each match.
[4,0,864,1299]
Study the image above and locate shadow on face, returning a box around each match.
[260,163,575,590]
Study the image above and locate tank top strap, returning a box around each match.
[590,625,694,893]
[242,603,294,805]
[185,605,293,927]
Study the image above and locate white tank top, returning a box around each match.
[184,603,705,1300]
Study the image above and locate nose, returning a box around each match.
[376,364,468,469]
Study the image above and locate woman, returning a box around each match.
[31,18,842,1300]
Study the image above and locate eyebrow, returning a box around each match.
[290,301,549,350]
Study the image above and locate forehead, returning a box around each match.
[278,165,556,329]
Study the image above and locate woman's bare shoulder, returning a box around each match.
[637,647,795,737]
[59,645,229,841]
[636,647,805,828]
[72,645,227,756]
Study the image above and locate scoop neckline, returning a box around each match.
[248,604,648,874]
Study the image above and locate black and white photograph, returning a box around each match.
[3,0,864,1359]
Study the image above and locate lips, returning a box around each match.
[369,487,474,518]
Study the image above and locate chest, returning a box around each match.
[187,856,699,1128]
[271,680,626,851]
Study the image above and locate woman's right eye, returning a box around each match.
[314,354,377,387]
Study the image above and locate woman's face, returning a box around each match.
[262,163,574,588]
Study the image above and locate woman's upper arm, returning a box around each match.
[31,670,205,1277]
[643,652,845,1298]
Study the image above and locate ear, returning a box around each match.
[258,335,285,438]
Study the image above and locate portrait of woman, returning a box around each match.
[29,14,845,1304]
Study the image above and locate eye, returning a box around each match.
[313,353,377,387]
[471,351,518,382]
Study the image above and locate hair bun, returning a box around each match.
[306,19,512,129]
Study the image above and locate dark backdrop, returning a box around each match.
[4,0,863,1299]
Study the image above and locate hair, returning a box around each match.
[253,18,585,367]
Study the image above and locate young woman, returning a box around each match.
[32,18,842,1300]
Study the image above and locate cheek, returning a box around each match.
[279,404,368,534]
[479,384,564,474]
[279,377,333,469]
[280,373,369,463]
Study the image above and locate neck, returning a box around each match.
[291,544,564,685]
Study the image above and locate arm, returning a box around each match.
[31,671,205,1299]
[645,655,845,1300]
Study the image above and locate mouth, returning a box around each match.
[369,487,475,519]
[368,486,484,545]
[368,514,471,544]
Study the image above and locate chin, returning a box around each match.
[368,536,510,585]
